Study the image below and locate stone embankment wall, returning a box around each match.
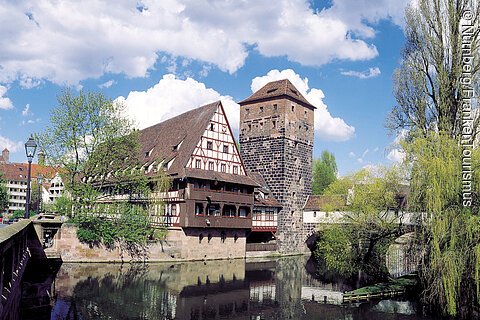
[48,224,247,262]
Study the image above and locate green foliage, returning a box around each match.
[37,89,134,199]
[53,195,74,217]
[75,203,153,259]
[315,225,355,275]
[0,173,9,213]
[312,150,338,195]
[12,210,25,219]
[404,133,480,317]
[314,166,406,278]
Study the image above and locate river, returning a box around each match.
[18,256,437,320]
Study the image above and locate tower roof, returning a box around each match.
[239,79,316,110]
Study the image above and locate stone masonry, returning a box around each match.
[239,80,314,253]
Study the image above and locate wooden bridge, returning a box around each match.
[0,215,62,319]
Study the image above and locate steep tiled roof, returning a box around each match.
[139,102,219,175]
[304,195,347,211]
[0,163,59,181]
[239,79,315,109]
[138,101,258,186]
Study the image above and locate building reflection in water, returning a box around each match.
[44,256,428,320]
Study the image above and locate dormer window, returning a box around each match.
[145,147,154,158]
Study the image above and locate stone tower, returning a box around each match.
[239,79,315,253]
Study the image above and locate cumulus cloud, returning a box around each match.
[0,136,22,152]
[341,67,381,79]
[0,0,407,85]
[116,74,239,130]
[387,149,406,162]
[251,69,355,141]
[386,129,407,163]
[0,86,13,110]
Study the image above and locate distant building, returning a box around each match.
[0,149,64,215]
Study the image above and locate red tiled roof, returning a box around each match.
[0,162,60,181]
[304,194,347,211]
[239,79,315,110]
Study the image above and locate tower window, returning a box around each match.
[272,120,276,129]
[206,141,213,150]
[248,124,251,132]
[246,108,250,115]
[260,106,264,113]
[260,122,264,129]
[291,105,295,112]
[273,104,277,111]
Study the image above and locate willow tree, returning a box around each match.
[314,166,407,278]
[404,133,480,317]
[388,0,480,140]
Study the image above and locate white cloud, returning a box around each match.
[387,148,406,163]
[0,0,407,85]
[348,151,356,158]
[0,86,13,110]
[373,146,379,152]
[22,104,31,116]
[341,67,381,79]
[0,136,22,152]
[251,69,355,141]
[386,129,407,162]
[99,80,116,89]
[116,74,239,130]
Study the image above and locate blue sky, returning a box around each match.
[0,0,409,176]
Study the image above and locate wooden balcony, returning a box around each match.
[188,187,253,205]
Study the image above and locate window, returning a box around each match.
[210,123,215,131]
[221,164,226,172]
[260,106,264,113]
[273,104,277,111]
[208,162,214,171]
[195,203,204,215]
[233,166,238,175]
[195,159,201,169]
[291,105,295,112]
[223,145,229,153]
[260,122,263,129]
[246,108,250,115]
[313,211,317,218]
[248,124,251,132]
[206,141,213,150]
[266,210,275,221]
[272,120,276,129]
[253,210,262,221]
[239,207,249,217]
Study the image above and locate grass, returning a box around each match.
[344,274,418,297]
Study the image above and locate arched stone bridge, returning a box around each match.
[302,210,426,250]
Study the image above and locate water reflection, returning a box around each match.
[18,256,435,320]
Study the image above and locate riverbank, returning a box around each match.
[343,274,418,303]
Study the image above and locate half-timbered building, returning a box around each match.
[134,101,259,259]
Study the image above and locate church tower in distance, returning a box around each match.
[239,79,315,253]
